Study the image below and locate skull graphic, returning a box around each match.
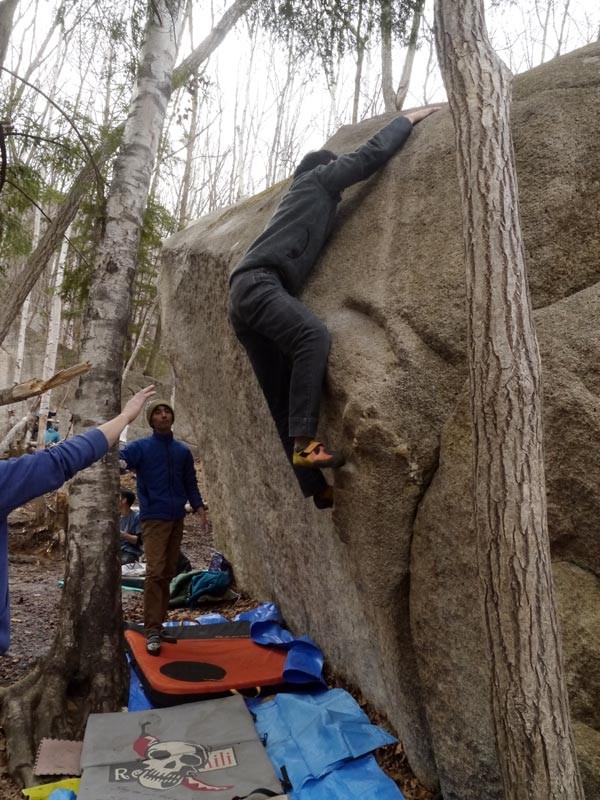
[135,739,211,790]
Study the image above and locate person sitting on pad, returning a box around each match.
[119,488,143,565]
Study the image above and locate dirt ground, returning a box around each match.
[0,489,436,800]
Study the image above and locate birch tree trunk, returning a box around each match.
[395,0,424,111]
[0,1,185,785]
[433,2,585,798]
[14,207,42,384]
[36,230,69,449]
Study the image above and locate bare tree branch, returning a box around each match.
[172,0,257,89]
[1,66,104,195]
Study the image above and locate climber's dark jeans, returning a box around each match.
[229,267,329,498]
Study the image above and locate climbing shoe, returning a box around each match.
[313,485,334,510]
[293,441,345,470]
[146,632,161,656]
[160,630,178,644]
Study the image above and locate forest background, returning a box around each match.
[0,0,599,794]
[0,0,598,433]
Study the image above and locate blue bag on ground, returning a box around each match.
[248,689,397,791]
[188,570,231,606]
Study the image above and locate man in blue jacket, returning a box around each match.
[229,108,439,509]
[120,398,206,655]
[0,385,155,655]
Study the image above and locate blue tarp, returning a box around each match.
[247,689,404,799]
[236,603,325,686]
[297,754,404,800]
[127,657,153,711]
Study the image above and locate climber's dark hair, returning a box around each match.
[293,149,337,178]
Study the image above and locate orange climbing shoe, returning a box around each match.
[293,441,345,470]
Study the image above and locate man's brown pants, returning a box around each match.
[142,519,184,634]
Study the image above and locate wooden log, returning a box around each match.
[0,361,91,406]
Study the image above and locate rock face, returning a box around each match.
[161,43,600,799]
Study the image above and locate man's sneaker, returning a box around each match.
[313,485,334,510]
[160,630,177,644]
[293,441,345,470]
[146,632,161,656]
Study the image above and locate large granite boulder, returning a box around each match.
[160,42,600,799]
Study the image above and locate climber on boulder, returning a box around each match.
[228,107,439,509]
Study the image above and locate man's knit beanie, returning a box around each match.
[146,398,175,427]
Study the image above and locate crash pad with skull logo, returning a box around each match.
[77,695,285,799]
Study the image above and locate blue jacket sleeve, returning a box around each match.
[132,510,142,536]
[0,429,109,517]
[120,439,141,470]
[183,449,204,510]
[315,116,413,194]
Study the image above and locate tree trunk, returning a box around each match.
[395,0,424,111]
[266,33,296,187]
[0,0,18,69]
[14,294,31,386]
[538,0,553,63]
[0,1,184,785]
[0,397,39,455]
[433,2,585,798]
[178,80,199,229]
[234,16,259,200]
[352,40,366,124]
[380,0,395,112]
[143,313,162,377]
[555,0,572,57]
[14,207,42,384]
[122,298,158,383]
[0,145,112,348]
[36,231,69,449]
[350,0,367,125]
